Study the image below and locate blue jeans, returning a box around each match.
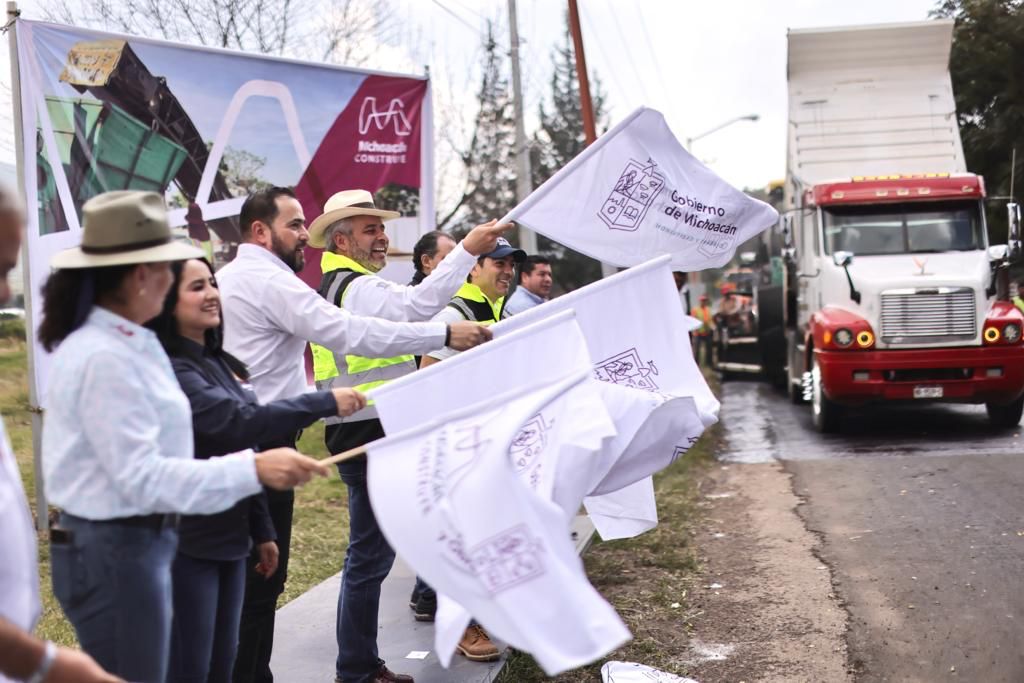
[168,554,246,683]
[50,513,177,683]
[335,458,397,682]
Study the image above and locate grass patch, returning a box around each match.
[2,343,351,643]
[497,376,722,682]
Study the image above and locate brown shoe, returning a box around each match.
[457,624,501,662]
[373,664,414,682]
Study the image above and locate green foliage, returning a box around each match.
[0,315,26,341]
[933,0,1024,243]
[375,183,421,217]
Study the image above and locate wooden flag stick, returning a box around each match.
[319,445,369,467]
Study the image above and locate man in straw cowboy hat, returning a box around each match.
[36,190,326,683]
[216,187,498,683]
[305,189,512,683]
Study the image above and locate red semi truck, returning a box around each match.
[772,20,1024,432]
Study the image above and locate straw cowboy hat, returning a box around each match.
[50,190,203,269]
[307,189,400,249]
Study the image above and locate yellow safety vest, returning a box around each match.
[310,252,417,423]
[447,282,504,323]
[691,305,713,336]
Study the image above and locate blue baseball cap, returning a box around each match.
[482,237,527,263]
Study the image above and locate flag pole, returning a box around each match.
[566,0,617,279]
[6,1,46,531]
[319,444,369,467]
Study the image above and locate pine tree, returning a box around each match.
[443,25,517,236]
[528,26,610,292]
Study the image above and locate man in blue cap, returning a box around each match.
[421,236,526,368]
[414,236,525,662]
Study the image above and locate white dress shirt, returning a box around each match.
[0,417,39,654]
[42,307,261,518]
[341,242,478,320]
[217,244,447,403]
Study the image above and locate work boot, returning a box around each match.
[372,664,413,682]
[335,663,413,682]
[457,624,501,662]
[412,589,437,622]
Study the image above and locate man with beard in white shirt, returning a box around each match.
[217,187,493,683]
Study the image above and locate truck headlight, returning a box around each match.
[984,326,1001,343]
[834,328,853,347]
[856,330,874,348]
[1004,323,1022,344]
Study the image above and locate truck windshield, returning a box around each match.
[823,201,983,255]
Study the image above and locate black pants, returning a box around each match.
[233,433,299,683]
[232,488,292,683]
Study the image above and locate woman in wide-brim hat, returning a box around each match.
[38,190,328,683]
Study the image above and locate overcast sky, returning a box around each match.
[0,0,941,194]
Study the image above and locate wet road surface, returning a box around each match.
[719,380,1024,682]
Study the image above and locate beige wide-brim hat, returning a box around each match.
[50,190,204,269]
[307,189,400,249]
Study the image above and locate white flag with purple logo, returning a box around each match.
[492,255,716,539]
[366,371,629,675]
[501,106,778,270]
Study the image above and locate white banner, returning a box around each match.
[14,19,435,403]
[502,106,778,270]
[367,371,630,675]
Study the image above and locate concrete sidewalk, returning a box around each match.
[270,515,595,683]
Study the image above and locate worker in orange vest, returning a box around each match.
[690,294,714,367]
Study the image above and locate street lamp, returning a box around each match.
[686,114,760,151]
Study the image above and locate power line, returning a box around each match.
[429,0,509,51]
[578,5,631,112]
[634,8,672,109]
[429,0,481,35]
[605,0,654,107]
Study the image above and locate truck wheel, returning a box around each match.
[810,356,842,433]
[985,396,1024,429]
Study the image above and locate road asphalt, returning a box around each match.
[721,380,1024,682]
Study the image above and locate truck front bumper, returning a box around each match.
[817,345,1024,405]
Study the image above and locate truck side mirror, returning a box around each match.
[988,244,1009,262]
[781,215,794,249]
[832,251,854,268]
[780,215,796,263]
[1007,202,1022,261]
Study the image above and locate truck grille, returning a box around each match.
[879,287,976,344]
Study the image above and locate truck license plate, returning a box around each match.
[913,386,943,399]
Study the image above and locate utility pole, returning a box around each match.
[507,0,537,254]
[567,0,616,278]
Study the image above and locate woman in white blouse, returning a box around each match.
[38,191,327,683]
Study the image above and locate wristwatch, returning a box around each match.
[26,640,56,683]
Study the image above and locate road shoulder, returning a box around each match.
[684,461,851,681]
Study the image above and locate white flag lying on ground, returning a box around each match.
[367,371,629,675]
[501,106,778,270]
[492,255,715,539]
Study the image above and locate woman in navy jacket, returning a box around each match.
[148,257,364,683]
